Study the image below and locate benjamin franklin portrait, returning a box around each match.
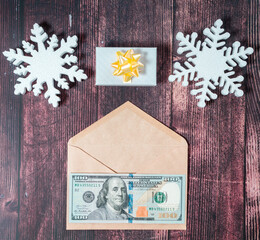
[87,177,132,220]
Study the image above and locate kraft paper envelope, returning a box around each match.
[67,101,188,230]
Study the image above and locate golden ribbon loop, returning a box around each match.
[111,49,144,83]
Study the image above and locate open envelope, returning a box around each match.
[67,101,188,230]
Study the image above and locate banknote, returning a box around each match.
[69,173,186,224]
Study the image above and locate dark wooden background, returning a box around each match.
[0,0,259,239]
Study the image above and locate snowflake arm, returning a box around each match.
[61,66,87,83]
[22,41,36,55]
[219,71,244,97]
[57,77,69,90]
[190,78,218,108]
[14,75,37,95]
[47,34,59,51]
[62,55,78,65]
[32,79,44,96]
[168,62,196,86]
[203,19,230,49]
[55,36,78,57]
[14,65,29,76]
[44,82,61,108]
[176,32,202,58]
[224,41,254,67]
[30,23,48,52]
[3,48,32,66]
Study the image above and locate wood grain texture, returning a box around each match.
[0,0,259,239]
[0,1,22,239]
[245,0,260,239]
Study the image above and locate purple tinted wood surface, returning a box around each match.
[0,0,22,239]
[0,0,259,239]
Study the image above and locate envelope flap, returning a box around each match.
[68,102,187,174]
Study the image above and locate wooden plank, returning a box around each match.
[0,1,22,239]
[17,0,95,239]
[245,0,260,239]
[169,0,250,239]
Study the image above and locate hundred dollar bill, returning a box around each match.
[69,173,186,224]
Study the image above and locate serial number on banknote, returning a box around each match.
[69,173,186,224]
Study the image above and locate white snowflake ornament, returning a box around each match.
[169,19,254,108]
[3,23,87,107]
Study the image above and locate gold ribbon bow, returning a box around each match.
[111,49,144,83]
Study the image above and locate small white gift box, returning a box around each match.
[96,47,157,86]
